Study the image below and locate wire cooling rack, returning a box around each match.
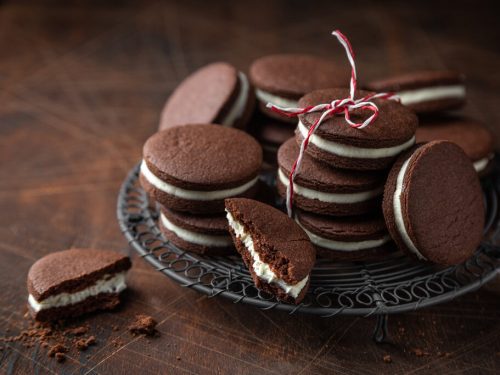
[117,160,500,342]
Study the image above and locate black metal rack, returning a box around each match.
[117,162,500,342]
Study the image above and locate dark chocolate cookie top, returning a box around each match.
[416,117,494,161]
[296,210,388,242]
[27,249,131,301]
[143,125,262,190]
[159,62,241,130]
[250,54,349,99]
[366,70,464,92]
[161,207,229,235]
[298,89,418,148]
[225,198,315,283]
[384,141,484,265]
[278,138,385,193]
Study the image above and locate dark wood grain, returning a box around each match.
[1,1,500,374]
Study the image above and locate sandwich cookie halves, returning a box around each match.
[296,89,418,170]
[383,141,484,265]
[366,70,465,114]
[250,54,349,123]
[295,210,394,261]
[140,125,262,214]
[159,207,234,255]
[225,198,315,304]
[27,249,131,322]
[159,62,255,130]
[277,138,386,215]
[416,117,494,175]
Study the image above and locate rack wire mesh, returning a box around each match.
[117,161,500,341]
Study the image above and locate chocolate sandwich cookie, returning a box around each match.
[277,138,386,215]
[140,125,262,214]
[159,207,234,255]
[225,198,315,304]
[27,249,131,321]
[159,62,255,130]
[416,117,494,175]
[252,115,295,166]
[250,54,349,123]
[296,88,418,170]
[383,141,484,265]
[295,210,394,261]
[365,71,465,114]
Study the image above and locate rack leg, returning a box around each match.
[373,314,389,343]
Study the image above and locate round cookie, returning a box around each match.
[140,125,262,214]
[159,62,255,130]
[416,116,494,175]
[383,141,484,265]
[365,70,465,114]
[296,88,418,170]
[159,207,234,255]
[295,210,394,261]
[27,249,131,321]
[249,54,349,123]
[277,138,386,215]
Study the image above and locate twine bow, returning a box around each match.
[266,30,399,216]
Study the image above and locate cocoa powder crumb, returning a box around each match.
[411,348,429,357]
[48,344,68,357]
[383,354,392,363]
[76,336,96,351]
[66,326,88,336]
[128,314,158,337]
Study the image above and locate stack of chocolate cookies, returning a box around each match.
[366,70,495,176]
[276,88,418,261]
[140,124,263,256]
[248,54,349,168]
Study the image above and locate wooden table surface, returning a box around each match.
[1,1,500,374]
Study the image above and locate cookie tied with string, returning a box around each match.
[296,88,418,171]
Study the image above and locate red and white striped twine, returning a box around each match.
[267,30,399,217]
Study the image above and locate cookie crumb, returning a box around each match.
[411,348,429,357]
[76,335,96,351]
[55,352,66,363]
[48,343,68,357]
[383,354,392,363]
[128,314,158,337]
[176,356,181,361]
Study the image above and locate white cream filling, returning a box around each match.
[160,213,232,247]
[297,120,415,159]
[140,160,259,201]
[255,89,299,108]
[296,220,391,252]
[473,154,494,172]
[393,156,426,260]
[28,272,127,312]
[226,211,308,298]
[397,85,465,106]
[221,72,250,127]
[278,168,382,204]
